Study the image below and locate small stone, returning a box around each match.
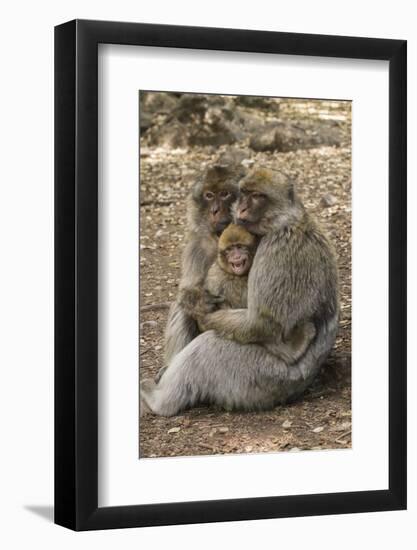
[245,446,253,453]
[241,158,255,167]
[168,427,181,434]
[321,193,338,207]
[282,420,292,429]
[312,426,324,433]
[140,320,158,330]
[218,427,229,433]
[289,447,300,452]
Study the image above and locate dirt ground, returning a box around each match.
[139,98,351,458]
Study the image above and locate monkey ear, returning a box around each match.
[191,178,204,202]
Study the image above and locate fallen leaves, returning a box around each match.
[167,427,181,434]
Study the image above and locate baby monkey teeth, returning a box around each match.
[231,258,246,273]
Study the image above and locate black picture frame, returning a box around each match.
[55,19,407,531]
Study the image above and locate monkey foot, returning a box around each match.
[140,378,157,416]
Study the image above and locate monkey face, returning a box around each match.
[218,223,257,275]
[192,163,245,234]
[203,187,237,234]
[223,245,252,276]
[235,168,296,235]
[235,190,269,234]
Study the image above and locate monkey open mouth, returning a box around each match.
[230,259,247,275]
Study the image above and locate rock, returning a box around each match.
[168,427,181,434]
[289,447,301,452]
[140,91,178,115]
[282,420,292,429]
[140,320,158,330]
[312,426,324,433]
[218,427,229,433]
[241,158,255,168]
[141,92,344,152]
[139,112,152,133]
[321,193,338,207]
[217,149,248,167]
[235,96,280,111]
[249,121,342,153]
[249,127,277,152]
[330,421,352,433]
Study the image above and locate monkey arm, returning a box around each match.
[265,321,316,364]
[200,310,316,365]
[177,234,218,318]
[200,308,268,344]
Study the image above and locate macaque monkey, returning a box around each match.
[162,161,246,366]
[142,168,339,416]
[203,223,258,310]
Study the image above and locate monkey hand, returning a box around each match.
[180,287,224,320]
[195,294,224,332]
[197,309,231,335]
[202,290,225,312]
[178,287,205,316]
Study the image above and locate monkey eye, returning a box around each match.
[252,191,266,199]
[204,191,215,200]
[219,190,231,199]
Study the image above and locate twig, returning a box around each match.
[140,302,171,312]
[198,443,216,452]
[335,430,351,444]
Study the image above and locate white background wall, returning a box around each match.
[0,1,415,548]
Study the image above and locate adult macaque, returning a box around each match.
[163,162,246,366]
[202,222,315,363]
[142,168,339,416]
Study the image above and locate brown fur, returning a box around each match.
[204,224,257,312]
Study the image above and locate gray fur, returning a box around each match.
[163,162,245,366]
[141,314,338,416]
[164,302,200,365]
[144,168,340,416]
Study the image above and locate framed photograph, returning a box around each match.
[55,20,406,530]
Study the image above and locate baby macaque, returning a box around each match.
[204,223,257,310]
